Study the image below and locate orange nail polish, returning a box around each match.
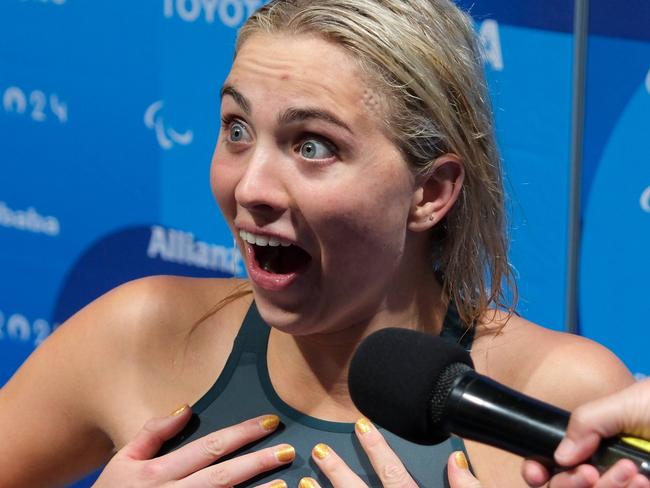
[312,443,331,460]
[299,478,318,488]
[455,451,469,470]
[274,445,295,463]
[355,417,372,434]
[170,404,188,416]
[260,414,280,431]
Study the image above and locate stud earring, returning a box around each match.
[428,214,435,222]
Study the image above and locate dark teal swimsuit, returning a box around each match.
[159,302,474,487]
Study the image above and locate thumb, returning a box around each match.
[121,404,193,461]
[555,381,650,466]
[447,451,481,488]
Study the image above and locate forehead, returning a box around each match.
[225,33,382,127]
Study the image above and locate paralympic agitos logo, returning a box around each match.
[144,100,193,150]
[641,186,650,213]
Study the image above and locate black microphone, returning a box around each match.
[348,327,650,477]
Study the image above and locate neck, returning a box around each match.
[266,272,447,422]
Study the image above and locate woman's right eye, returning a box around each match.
[222,118,251,143]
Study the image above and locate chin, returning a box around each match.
[251,288,317,335]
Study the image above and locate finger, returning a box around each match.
[628,474,650,488]
[122,404,193,460]
[310,443,367,488]
[557,381,650,466]
[547,465,600,488]
[521,459,551,487]
[354,418,417,488]
[447,451,481,488]
[254,480,289,488]
[298,478,323,488]
[594,460,640,488]
[158,414,281,479]
[178,443,294,488]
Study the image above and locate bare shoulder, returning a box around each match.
[0,275,251,487]
[83,275,252,358]
[74,276,254,440]
[39,275,252,382]
[471,311,634,407]
[465,311,634,487]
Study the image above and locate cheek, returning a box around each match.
[309,174,414,264]
[210,146,237,218]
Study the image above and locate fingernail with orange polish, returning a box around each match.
[270,481,288,488]
[455,451,469,470]
[274,445,295,463]
[299,477,318,488]
[312,443,331,460]
[170,404,188,416]
[260,414,280,431]
[355,417,373,434]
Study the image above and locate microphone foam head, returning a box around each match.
[348,327,473,444]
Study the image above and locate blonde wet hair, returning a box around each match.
[236,0,516,326]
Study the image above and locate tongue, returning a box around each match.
[255,244,310,274]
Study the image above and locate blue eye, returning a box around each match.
[300,139,335,159]
[229,122,248,142]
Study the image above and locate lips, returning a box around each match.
[239,229,312,290]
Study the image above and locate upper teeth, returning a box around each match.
[239,230,292,247]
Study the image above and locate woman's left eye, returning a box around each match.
[299,139,336,160]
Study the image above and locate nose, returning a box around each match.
[234,147,289,219]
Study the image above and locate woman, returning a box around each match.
[0,1,634,487]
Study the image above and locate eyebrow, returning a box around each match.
[278,107,353,134]
[220,85,251,115]
[221,85,353,135]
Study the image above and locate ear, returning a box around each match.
[408,153,464,232]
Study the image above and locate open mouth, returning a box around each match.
[240,230,311,275]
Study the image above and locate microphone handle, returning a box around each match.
[442,371,650,478]
[593,437,650,478]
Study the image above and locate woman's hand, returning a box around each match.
[296,418,481,488]
[93,405,292,488]
[447,452,482,488]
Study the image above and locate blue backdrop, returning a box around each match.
[579,0,650,378]
[1,1,648,486]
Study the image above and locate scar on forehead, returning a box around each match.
[362,88,382,117]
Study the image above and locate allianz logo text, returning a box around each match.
[163,0,266,27]
[147,225,244,275]
[0,201,60,236]
[2,86,68,124]
[144,100,193,150]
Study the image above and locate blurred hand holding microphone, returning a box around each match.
[348,328,650,480]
